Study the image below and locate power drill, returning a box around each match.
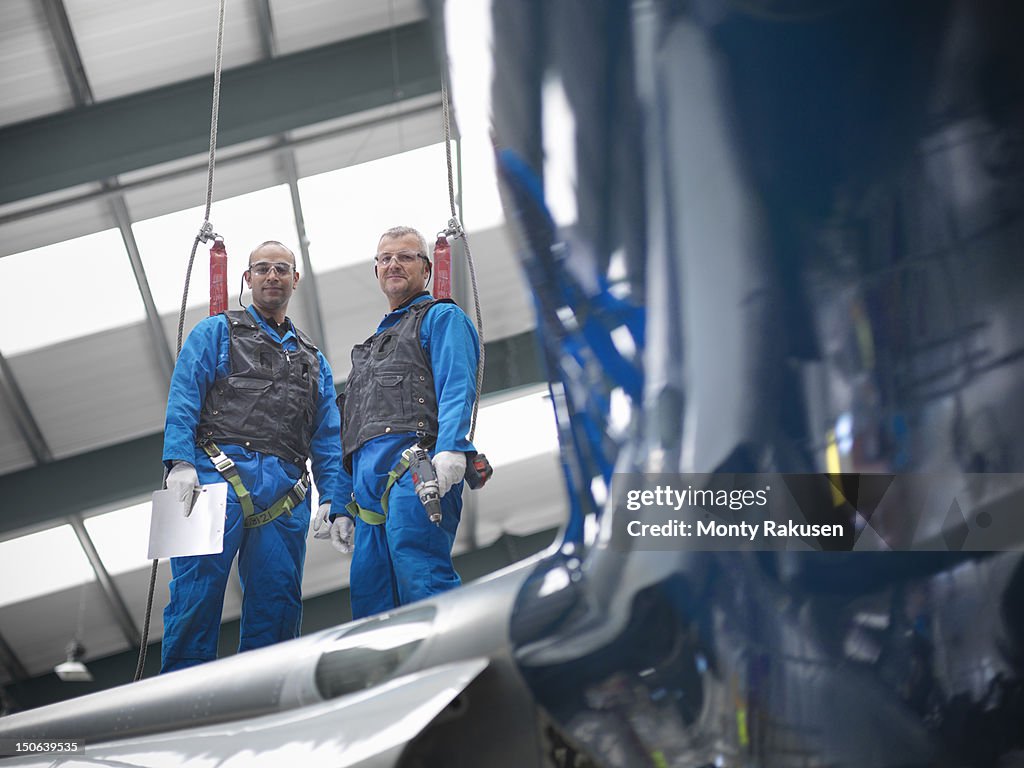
[405,444,443,525]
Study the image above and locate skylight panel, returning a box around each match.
[133,185,299,316]
[0,228,146,356]
[0,525,95,607]
[83,501,159,576]
[298,143,459,272]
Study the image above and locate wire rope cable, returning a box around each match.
[176,0,227,356]
[441,77,485,442]
[134,0,228,682]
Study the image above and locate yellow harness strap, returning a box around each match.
[201,441,308,528]
[343,449,414,526]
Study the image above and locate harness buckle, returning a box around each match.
[210,452,235,473]
[293,475,309,503]
[201,440,236,472]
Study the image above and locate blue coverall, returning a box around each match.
[336,294,479,619]
[161,305,342,672]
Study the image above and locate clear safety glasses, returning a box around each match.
[375,251,426,267]
[248,262,294,276]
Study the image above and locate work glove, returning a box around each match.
[166,461,199,516]
[313,503,355,554]
[432,451,466,498]
[330,516,355,554]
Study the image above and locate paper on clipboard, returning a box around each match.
[148,483,227,559]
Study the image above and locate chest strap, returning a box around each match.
[201,441,309,528]
[344,449,415,526]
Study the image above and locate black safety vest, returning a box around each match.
[341,299,453,471]
[197,310,321,467]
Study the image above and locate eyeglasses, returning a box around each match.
[375,251,425,267]
[249,262,294,276]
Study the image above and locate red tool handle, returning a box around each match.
[209,239,228,316]
[433,234,451,299]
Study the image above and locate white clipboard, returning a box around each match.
[148,484,227,559]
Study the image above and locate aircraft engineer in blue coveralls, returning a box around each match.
[312,226,479,619]
[161,240,343,672]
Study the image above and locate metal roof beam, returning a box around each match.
[0,630,29,683]
[252,0,278,59]
[68,515,141,650]
[0,352,53,464]
[39,0,174,383]
[38,0,94,105]
[108,194,175,382]
[283,149,329,356]
[0,0,85,467]
[0,99,441,229]
[0,21,440,207]
[249,0,329,354]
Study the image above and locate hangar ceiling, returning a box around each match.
[0,0,564,704]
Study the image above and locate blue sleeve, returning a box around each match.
[421,303,479,454]
[309,351,344,506]
[332,463,355,520]
[162,316,230,467]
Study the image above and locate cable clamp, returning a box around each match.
[445,217,464,239]
[198,221,221,244]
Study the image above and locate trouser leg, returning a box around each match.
[349,516,399,620]
[161,501,244,672]
[237,498,310,651]
[387,475,462,606]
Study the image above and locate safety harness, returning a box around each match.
[344,445,420,526]
[201,441,309,528]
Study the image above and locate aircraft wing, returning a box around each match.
[1,658,488,768]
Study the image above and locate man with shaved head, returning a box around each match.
[160,240,343,672]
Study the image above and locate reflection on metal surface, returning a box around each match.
[315,607,435,699]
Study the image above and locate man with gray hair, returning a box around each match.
[314,226,479,619]
[162,240,343,671]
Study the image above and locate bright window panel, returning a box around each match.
[443,0,505,232]
[0,229,146,356]
[474,387,559,467]
[0,526,95,607]
[133,185,299,315]
[298,143,465,273]
[458,132,506,233]
[84,501,159,575]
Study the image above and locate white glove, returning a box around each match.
[166,461,199,516]
[432,451,466,498]
[330,516,355,554]
[313,503,354,554]
[312,502,333,539]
